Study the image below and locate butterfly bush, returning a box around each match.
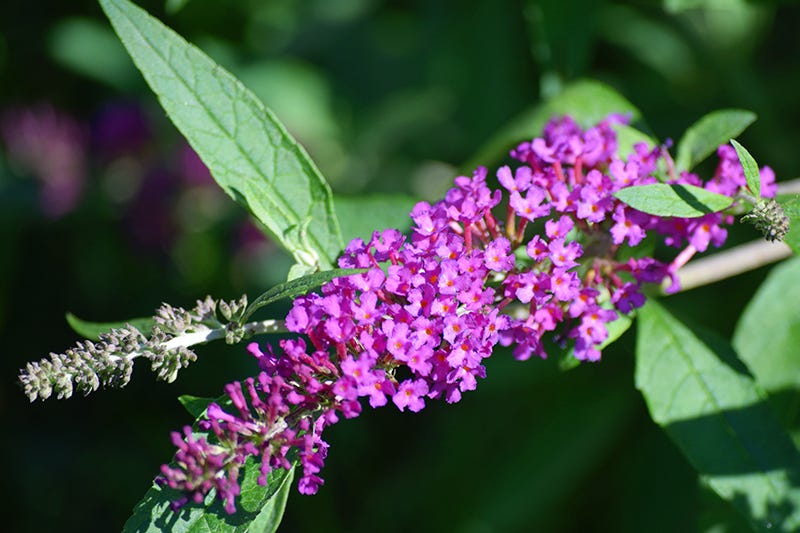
[158,114,777,513]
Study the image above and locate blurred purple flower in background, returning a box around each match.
[92,101,151,158]
[176,142,215,187]
[1,104,88,218]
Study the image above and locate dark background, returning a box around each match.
[2,0,798,531]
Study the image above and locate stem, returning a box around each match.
[666,240,792,293]
[671,244,697,272]
[163,319,286,351]
[656,177,800,293]
[777,178,800,196]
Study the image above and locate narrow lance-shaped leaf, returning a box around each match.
[675,109,757,171]
[731,139,761,199]
[66,312,154,341]
[99,0,343,269]
[636,300,800,532]
[613,183,733,218]
[243,267,367,322]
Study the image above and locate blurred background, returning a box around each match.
[2,0,799,531]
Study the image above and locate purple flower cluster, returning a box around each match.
[159,338,343,511]
[160,114,776,513]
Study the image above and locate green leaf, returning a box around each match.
[121,458,295,533]
[125,391,294,532]
[734,256,800,391]
[675,109,757,172]
[246,467,293,533]
[177,395,216,419]
[613,183,733,218]
[243,267,367,322]
[65,312,154,341]
[733,257,800,443]
[731,139,761,199]
[778,194,800,255]
[466,79,641,169]
[636,300,800,532]
[335,193,418,244]
[99,0,342,269]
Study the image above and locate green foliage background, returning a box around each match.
[2,0,800,531]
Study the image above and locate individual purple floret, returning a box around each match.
[162,112,763,514]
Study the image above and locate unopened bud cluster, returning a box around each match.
[742,198,790,242]
[19,295,248,401]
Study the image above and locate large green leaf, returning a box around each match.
[733,257,800,445]
[66,312,154,341]
[614,183,733,217]
[466,79,641,169]
[335,194,418,244]
[99,0,342,269]
[675,109,757,172]
[121,458,294,533]
[124,393,294,532]
[636,300,800,532]
[246,469,294,533]
[733,257,800,392]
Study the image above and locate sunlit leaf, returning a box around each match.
[637,300,800,532]
[124,391,294,532]
[777,194,800,255]
[614,183,733,217]
[675,109,756,171]
[731,139,761,199]
[121,458,294,533]
[99,0,342,269]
